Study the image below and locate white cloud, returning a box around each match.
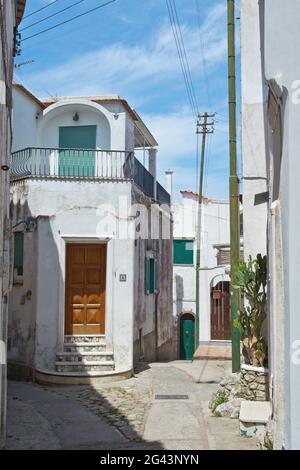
[24,3,227,101]
[141,106,229,200]
[21,1,229,199]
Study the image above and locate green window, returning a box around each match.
[145,257,157,294]
[58,125,97,177]
[173,239,194,265]
[14,232,24,276]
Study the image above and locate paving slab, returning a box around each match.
[7,361,258,451]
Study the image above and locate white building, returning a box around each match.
[172,189,231,359]
[0,0,26,449]
[241,0,300,450]
[7,83,173,385]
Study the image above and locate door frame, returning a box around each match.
[210,280,231,341]
[57,237,112,350]
[178,311,196,360]
[64,242,107,335]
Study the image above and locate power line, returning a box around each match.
[23,0,60,20]
[166,0,195,117]
[171,0,199,113]
[165,0,198,119]
[195,0,211,109]
[20,0,87,33]
[22,0,117,42]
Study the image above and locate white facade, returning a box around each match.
[8,84,173,383]
[172,190,230,357]
[240,0,268,260]
[241,0,300,450]
[0,0,26,449]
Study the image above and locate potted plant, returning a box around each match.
[233,254,268,367]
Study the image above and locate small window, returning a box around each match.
[13,232,24,282]
[145,257,157,294]
[173,239,194,265]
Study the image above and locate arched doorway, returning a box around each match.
[180,313,195,360]
[211,281,231,340]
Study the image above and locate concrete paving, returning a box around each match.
[143,364,209,449]
[6,360,258,450]
[7,381,126,450]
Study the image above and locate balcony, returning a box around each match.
[10,147,170,205]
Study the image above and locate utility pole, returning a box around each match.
[195,112,214,350]
[227,0,241,372]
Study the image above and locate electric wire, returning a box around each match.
[22,0,117,42]
[195,0,211,110]
[20,0,87,33]
[166,0,197,118]
[165,0,198,119]
[23,0,60,20]
[171,0,199,114]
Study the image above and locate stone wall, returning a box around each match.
[241,365,269,401]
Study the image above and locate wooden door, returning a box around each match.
[180,314,195,360]
[211,281,231,340]
[65,243,106,334]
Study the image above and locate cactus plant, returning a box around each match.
[233,254,268,366]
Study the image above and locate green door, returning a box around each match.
[59,125,96,177]
[180,316,195,360]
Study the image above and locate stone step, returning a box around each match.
[63,342,107,353]
[55,361,115,373]
[57,351,113,362]
[63,335,106,345]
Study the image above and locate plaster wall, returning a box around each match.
[264,0,300,450]
[172,194,230,350]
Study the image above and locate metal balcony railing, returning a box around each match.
[157,181,171,205]
[10,147,171,205]
[10,147,133,181]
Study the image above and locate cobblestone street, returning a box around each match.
[6,361,257,450]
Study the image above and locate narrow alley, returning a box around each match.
[6,360,256,451]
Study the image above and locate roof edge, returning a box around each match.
[13,82,45,108]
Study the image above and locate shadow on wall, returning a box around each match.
[172,275,184,359]
[8,196,38,380]
[8,190,64,378]
[175,274,184,317]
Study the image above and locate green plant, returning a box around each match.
[233,254,268,367]
[211,389,229,416]
[263,437,273,451]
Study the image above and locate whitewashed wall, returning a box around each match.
[264,0,300,450]
[0,0,18,450]
[173,193,230,346]
[12,87,42,152]
[240,0,268,260]
[12,88,136,152]
[9,179,135,373]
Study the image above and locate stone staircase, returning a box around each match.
[56,335,115,374]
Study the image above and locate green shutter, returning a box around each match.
[154,259,158,293]
[59,125,96,177]
[145,258,158,294]
[149,259,155,293]
[145,257,150,294]
[173,240,194,265]
[14,232,24,275]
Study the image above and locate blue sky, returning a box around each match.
[16,0,241,200]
